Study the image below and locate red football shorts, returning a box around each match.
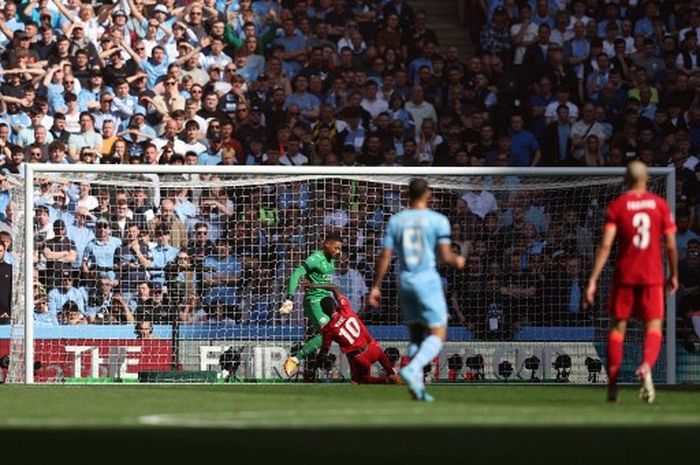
[608,284,665,321]
[349,343,389,383]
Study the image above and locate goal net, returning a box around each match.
[3,166,681,384]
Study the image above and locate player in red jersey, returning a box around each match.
[584,161,678,403]
[313,285,400,384]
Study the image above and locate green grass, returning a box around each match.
[1,385,698,463]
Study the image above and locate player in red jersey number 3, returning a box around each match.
[584,161,678,403]
[316,285,400,384]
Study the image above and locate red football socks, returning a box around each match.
[607,330,624,386]
[642,328,663,369]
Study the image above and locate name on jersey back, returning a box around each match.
[626,199,656,211]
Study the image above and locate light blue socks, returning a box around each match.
[407,336,442,373]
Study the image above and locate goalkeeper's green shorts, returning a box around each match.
[303,295,331,331]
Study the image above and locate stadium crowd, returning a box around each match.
[0,0,696,342]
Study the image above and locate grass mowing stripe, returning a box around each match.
[1,385,697,463]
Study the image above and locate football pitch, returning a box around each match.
[1,384,698,463]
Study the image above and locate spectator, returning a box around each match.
[111,199,131,240]
[203,239,242,308]
[33,286,57,326]
[511,4,538,67]
[58,300,87,325]
[42,219,77,288]
[676,211,700,259]
[130,280,154,320]
[679,239,700,312]
[279,135,309,166]
[114,222,152,300]
[151,226,179,285]
[479,6,511,59]
[404,84,436,138]
[67,112,102,159]
[545,255,588,325]
[86,276,115,323]
[570,102,608,162]
[148,282,175,323]
[332,257,368,312]
[543,104,573,165]
[47,269,87,317]
[509,113,541,166]
[0,241,10,324]
[81,217,121,283]
[135,320,155,339]
[147,198,188,249]
[0,0,696,338]
[187,222,216,272]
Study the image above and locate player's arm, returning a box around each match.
[583,225,617,308]
[278,262,309,314]
[437,243,467,269]
[306,282,341,296]
[287,262,310,296]
[665,231,679,294]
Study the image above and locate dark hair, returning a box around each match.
[135,320,152,332]
[155,225,169,237]
[325,231,343,243]
[320,296,337,317]
[408,178,430,202]
[61,300,80,313]
[48,140,66,152]
[79,111,95,123]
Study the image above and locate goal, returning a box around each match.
[4,166,680,384]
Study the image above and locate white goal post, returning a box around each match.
[11,165,676,384]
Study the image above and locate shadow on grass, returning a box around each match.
[2,427,697,463]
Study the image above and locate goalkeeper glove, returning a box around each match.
[278,299,294,314]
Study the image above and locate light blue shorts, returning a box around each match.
[399,274,448,328]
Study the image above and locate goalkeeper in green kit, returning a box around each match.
[279,232,344,376]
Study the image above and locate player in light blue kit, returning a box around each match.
[368,179,466,401]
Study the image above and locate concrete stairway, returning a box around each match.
[409,0,474,59]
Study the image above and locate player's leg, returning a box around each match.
[360,343,401,383]
[349,356,375,384]
[408,324,425,360]
[406,325,446,374]
[637,318,661,403]
[296,297,330,358]
[400,286,424,360]
[373,343,397,376]
[636,285,665,403]
[641,319,663,370]
[607,284,632,402]
[400,279,447,401]
[405,278,447,374]
[284,297,330,376]
[397,286,431,397]
[607,318,627,402]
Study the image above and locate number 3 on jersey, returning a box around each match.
[632,212,650,250]
[338,317,361,344]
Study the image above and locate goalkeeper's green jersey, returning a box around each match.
[287,250,335,300]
